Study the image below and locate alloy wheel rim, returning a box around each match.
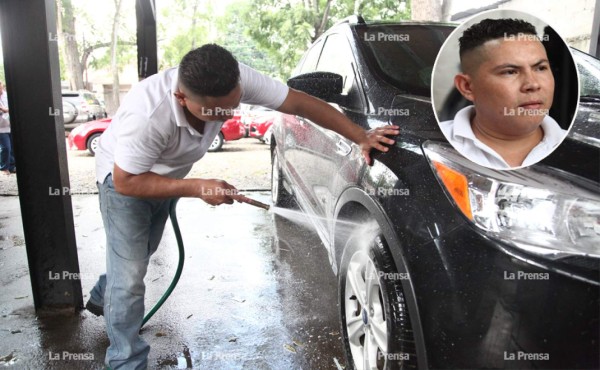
[345,250,388,370]
[90,136,99,153]
[209,136,220,151]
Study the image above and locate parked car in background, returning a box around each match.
[243,105,277,142]
[68,116,245,156]
[248,108,276,145]
[62,100,77,125]
[271,16,599,370]
[209,111,246,151]
[67,117,110,155]
[62,90,107,124]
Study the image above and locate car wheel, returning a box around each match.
[208,132,224,152]
[271,150,293,207]
[62,101,77,124]
[339,229,417,370]
[86,133,101,156]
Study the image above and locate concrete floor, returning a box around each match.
[0,192,347,369]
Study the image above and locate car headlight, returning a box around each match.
[423,141,600,260]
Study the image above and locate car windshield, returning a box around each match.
[572,48,600,98]
[356,24,453,96]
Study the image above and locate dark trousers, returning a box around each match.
[0,133,15,171]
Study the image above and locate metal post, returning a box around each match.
[0,0,82,311]
[136,0,158,80]
[590,0,600,57]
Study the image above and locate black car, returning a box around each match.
[270,16,599,369]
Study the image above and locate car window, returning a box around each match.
[356,25,453,96]
[316,33,363,111]
[573,49,600,97]
[297,39,324,75]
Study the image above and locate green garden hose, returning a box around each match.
[139,195,268,327]
[141,198,184,327]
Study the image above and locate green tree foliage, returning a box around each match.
[158,0,280,78]
[158,0,210,69]
[214,1,279,77]
[245,0,410,79]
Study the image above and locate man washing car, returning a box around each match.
[86,44,399,369]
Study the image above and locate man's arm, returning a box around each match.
[276,88,400,165]
[112,164,248,205]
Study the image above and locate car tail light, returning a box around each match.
[423,141,600,260]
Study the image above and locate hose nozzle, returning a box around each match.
[238,196,271,211]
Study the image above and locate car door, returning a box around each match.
[292,32,367,239]
[280,39,326,213]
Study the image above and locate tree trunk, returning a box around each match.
[353,0,363,15]
[191,0,200,49]
[313,0,332,41]
[58,0,84,90]
[441,0,453,22]
[111,0,124,108]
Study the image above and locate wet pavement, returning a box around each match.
[0,192,347,369]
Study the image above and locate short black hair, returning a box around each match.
[459,18,538,57]
[178,44,240,97]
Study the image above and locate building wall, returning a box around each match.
[451,0,597,52]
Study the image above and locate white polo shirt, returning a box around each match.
[440,106,567,169]
[95,63,289,183]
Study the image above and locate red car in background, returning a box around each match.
[67,117,110,155]
[68,116,245,155]
[211,111,246,151]
[245,106,276,145]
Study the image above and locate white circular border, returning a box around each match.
[430,8,581,171]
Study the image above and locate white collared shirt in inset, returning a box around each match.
[439,106,567,169]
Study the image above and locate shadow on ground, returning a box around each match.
[0,192,346,369]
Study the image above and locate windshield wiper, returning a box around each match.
[580,94,600,103]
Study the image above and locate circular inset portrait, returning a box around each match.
[431,9,579,170]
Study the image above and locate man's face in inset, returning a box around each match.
[456,36,555,139]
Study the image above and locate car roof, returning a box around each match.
[333,15,455,28]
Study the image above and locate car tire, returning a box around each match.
[86,133,101,156]
[339,229,417,370]
[271,150,294,208]
[208,132,224,152]
[62,101,77,124]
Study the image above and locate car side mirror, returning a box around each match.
[287,72,344,104]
